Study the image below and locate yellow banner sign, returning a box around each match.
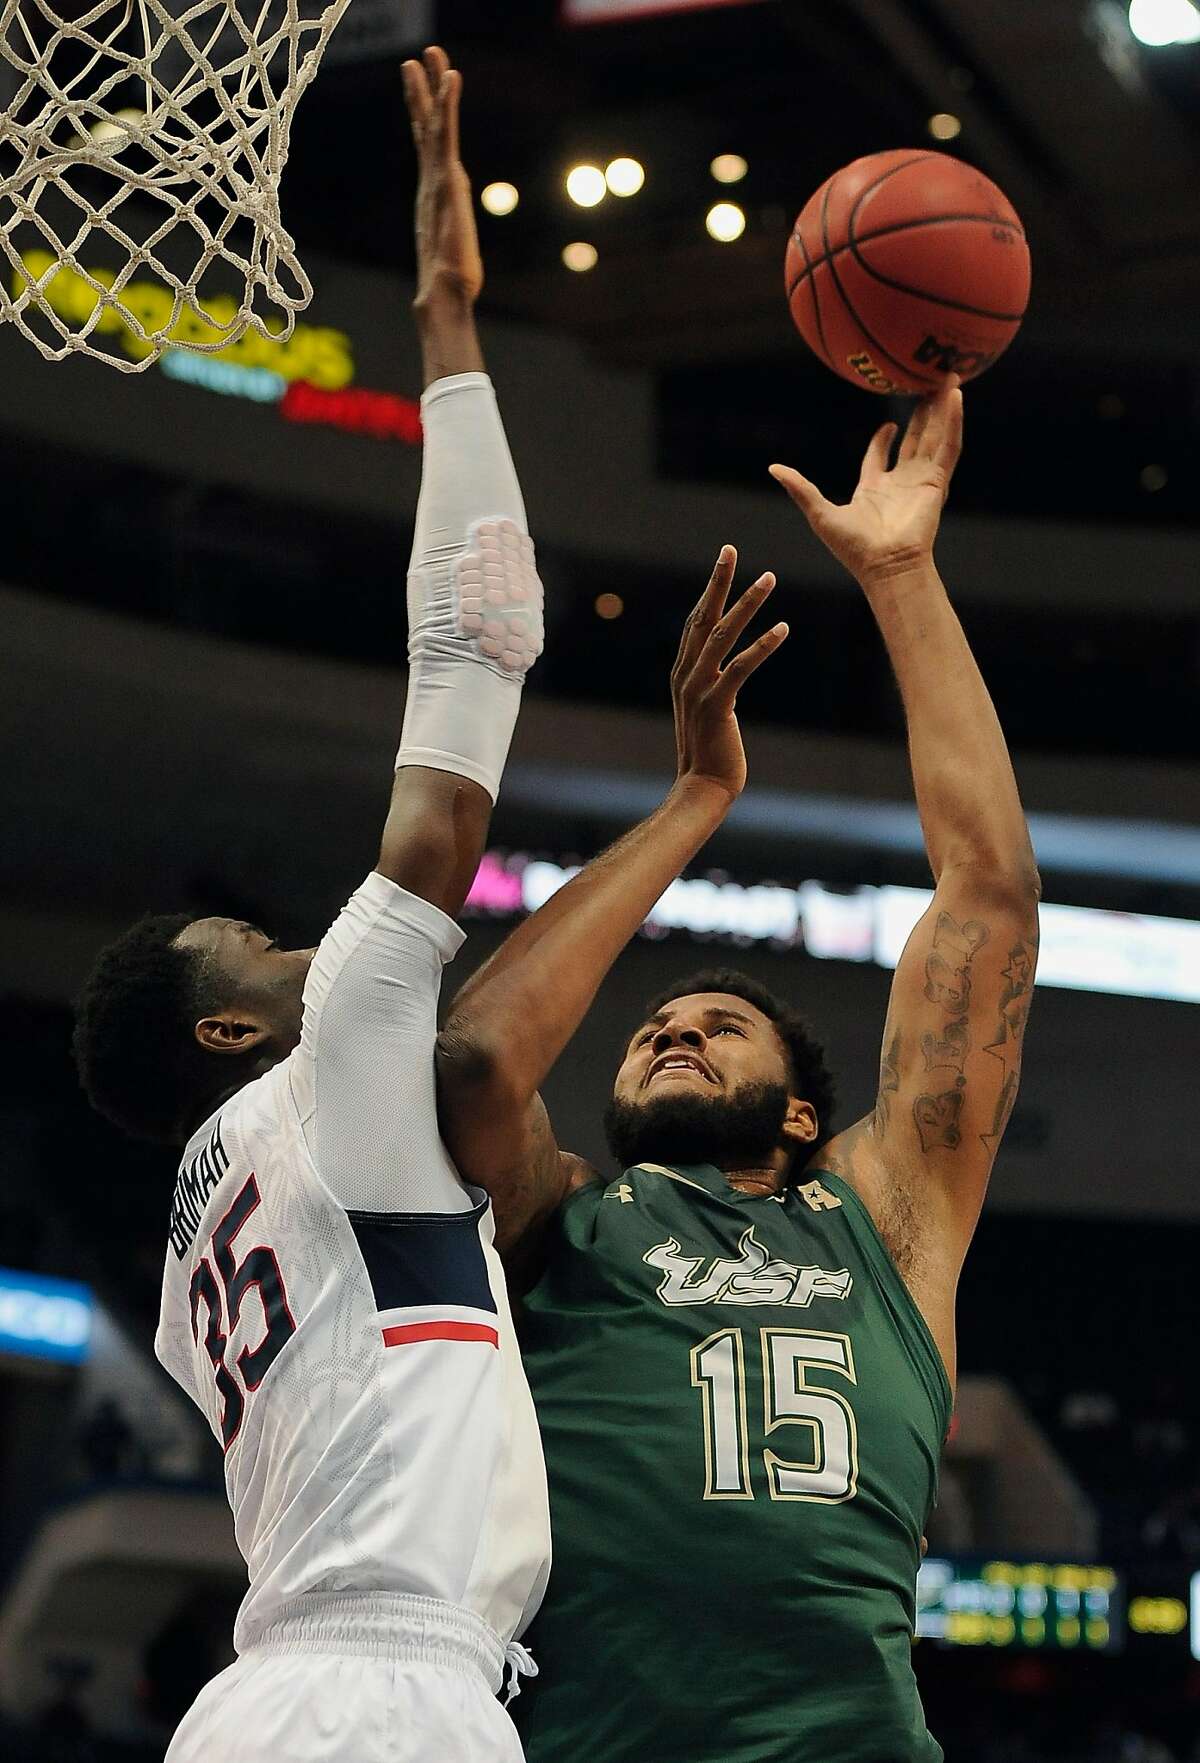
[13,252,355,389]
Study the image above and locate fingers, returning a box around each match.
[698,544,738,620]
[401,58,432,145]
[422,43,450,85]
[443,68,463,163]
[860,420,898,482]
[404,45,457,157]
[426,46,461,165]
[423,46,453,157]
[897,395,932,464]
[900,374,961,464]
[768,462,829,526]
[696,570,777,676]
[935,384,964,477]
[711,621,789,703]
[674,545,737,674]
[690,544,739,646]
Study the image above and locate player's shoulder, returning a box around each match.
[539,1159,620,1243]
[812,1115,894,1216]
[562,1154,601,1200]
[541,1157,604,1234]
[560,1161,682,1220]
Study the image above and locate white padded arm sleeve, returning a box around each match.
[395,372,544,802]
[287,872,474,1215]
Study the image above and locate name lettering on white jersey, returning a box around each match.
[644,1226,852,1309]
[169,1118,231,1258]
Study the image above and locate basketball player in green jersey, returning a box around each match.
[437,382,1039,1763]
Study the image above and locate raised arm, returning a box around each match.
[437,551,788,1251]
[280,49,545,1217]
[379,47,541,918]
[403,48,485,387]
[771,384,1040,1300]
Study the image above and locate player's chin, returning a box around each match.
[603,1077,791,1173]
[603,1087,729,1170]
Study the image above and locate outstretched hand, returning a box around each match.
[672,546,788,801]
[770,378,964,589]
[402,45,483,307]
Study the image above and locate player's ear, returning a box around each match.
[782,1099,818,1144]
[194,1012,271,1057]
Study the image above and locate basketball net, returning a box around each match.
[0,0,350,369]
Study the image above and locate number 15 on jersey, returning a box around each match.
[691,1327,859,1503]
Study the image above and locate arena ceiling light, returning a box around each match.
[927,113,962,141]
[1127,0,1200,44]
[604,156,644,196]
[566,164,607,207]
[562,241,599,271]
[706,201,746,241]
[710,153,748,184]
[481,181,519,216]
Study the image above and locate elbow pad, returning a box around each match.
[395,373,544,802]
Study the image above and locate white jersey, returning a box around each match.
[155,874,550,1656]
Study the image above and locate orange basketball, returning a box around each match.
[785,149,1031,396]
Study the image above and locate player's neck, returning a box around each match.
[177,1064,272,1145]
[720,1158,789,1198]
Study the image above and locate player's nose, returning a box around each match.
[651,1021,706,1054]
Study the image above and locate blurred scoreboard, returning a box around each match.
[919,1559,1200,1661]
[917,1559,1122,1653]
[1128,1569,1200,1661]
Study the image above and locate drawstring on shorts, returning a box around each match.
[502,1640,538,1705]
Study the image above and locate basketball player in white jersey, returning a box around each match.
[72,48,551,1762]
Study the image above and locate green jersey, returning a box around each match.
[516,1161,951,1763]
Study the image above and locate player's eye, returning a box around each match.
[634,1030,655,1048]
[713,1024,744,1036]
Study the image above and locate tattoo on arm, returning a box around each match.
[913,912,989,1153]
[914,1086,966,1153]
[875,1030,901,1131]
[921,1016,968,1073]
[980,937,1037,1152]
[923,913,988,1010]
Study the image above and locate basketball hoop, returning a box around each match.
[0,0,351,370]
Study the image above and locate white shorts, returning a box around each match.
[164,1594,526,1763]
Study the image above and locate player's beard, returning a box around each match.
[603,1077,791,1173]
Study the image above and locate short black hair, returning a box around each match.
[72,914,228,1145]
[642,967,837,1150]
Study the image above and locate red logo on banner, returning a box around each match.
[281,381,423,444]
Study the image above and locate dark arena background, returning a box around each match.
[1,1,1199,1758]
